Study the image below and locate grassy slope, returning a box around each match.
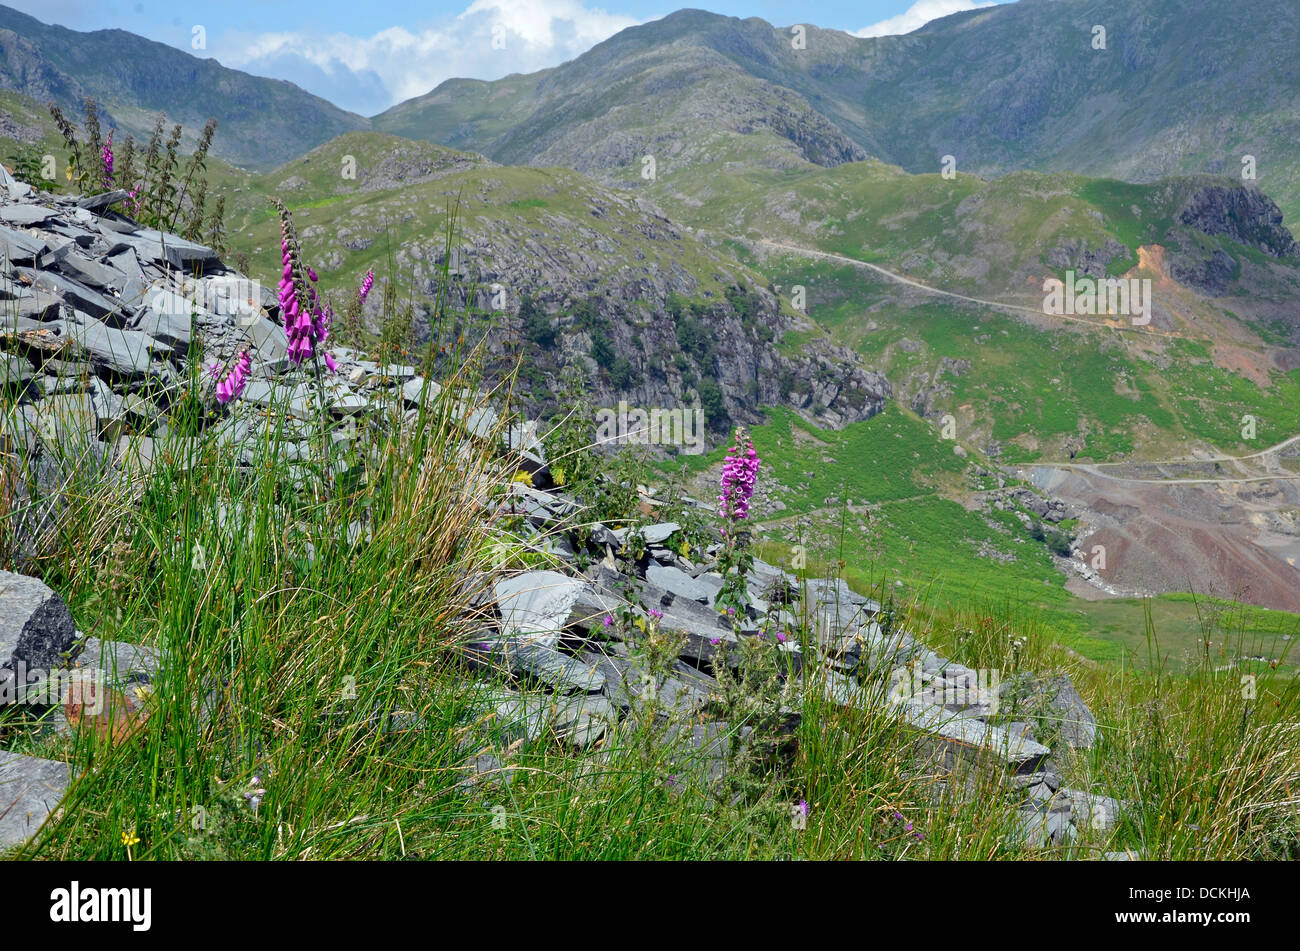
[661,405,1300,674]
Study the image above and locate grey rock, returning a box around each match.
[0,224,47,264]
[494,570,586,647]
[116,228,220,270]
[1063,788,1124,833]
[16,268,124,323]
[614,522,680,546]
[458,753,514,790]
[1046,674,1098,749]
[646,563,712,603]
[69,637,164,687]
[0,205,56,227]
[401,375,442,408]
[76,190,130,213]
[563,584,623,634]
[59,315,164,378]
[0,570,78,704]
[502,640,605,693]
[0,751,69,850]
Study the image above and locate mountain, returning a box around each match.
[374,2,1300,225]
[219,131,890,433]
[0,4,369,169]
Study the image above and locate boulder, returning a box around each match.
[0,570,78,704]
[0,751,69,849]
[494,570,586,647]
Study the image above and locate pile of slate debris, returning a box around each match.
[0,170,1133,857]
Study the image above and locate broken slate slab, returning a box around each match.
[76,190,130,213]
[613,522,680,546]
[68,636,164,688]
[1063,788,1124,832]
[501,640,605,694]
[646,563,713,604]
[0,570,78,704]
[59,315,164,378]
[0,751,69,850]
[1045,675,1098,749]
[494,570,586,647]
[15,268,125,323]
[0,204,57,227]
[0,225,47,265]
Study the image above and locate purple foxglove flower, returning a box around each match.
[719,434,760,521]
[211,348,252,403]
[101,133,114,190]
[358,268,375,303]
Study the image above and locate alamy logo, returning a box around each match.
[1042,269,1151,325]
[594,401,704,454]
[0,664,102,710]
[888,667,1000,714]
[50,882,151,931]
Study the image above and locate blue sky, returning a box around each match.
[11,0,1010,115]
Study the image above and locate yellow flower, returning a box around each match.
[512,470,534,487]
[678,540,691,558]
[121,829,140,847]
[551,466,566,487]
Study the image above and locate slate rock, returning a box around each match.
[502,640,605,693]
[613,522,680,546]
[0,205,56,227]
[15,268,124,323]
[1046,674,1098,749]
[0,752,69,850]
[646,563,713,603]
[401,375,442,408]
[76,190,130,213]
[59,315,164,379]
[494,570,586,647]
[0,225,47,265]
[458,753,514,790]
[1063,788,1124,832]
[0,570,78,704]
[69,636,164,687]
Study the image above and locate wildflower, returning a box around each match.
[274,199,337,369]
[776,631,788,643]
[120,828,140,847]
[718,433,760,521]
[648,608,664,620]
[209,347,252,404]
[665,774,678,789]
[709,637,721,646]
[603,615,614,628]
[101,133,114,190]
[358,268,375,303]
[797,800,809,817]
[244,776,266,813]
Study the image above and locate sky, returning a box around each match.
[9,0,1009,116]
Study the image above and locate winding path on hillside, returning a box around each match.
[747,238,1183,340]
[746,237,1300,485]
[1029,432,1300,484]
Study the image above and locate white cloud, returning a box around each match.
[215,0,644,116]
[854,0,999,39]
